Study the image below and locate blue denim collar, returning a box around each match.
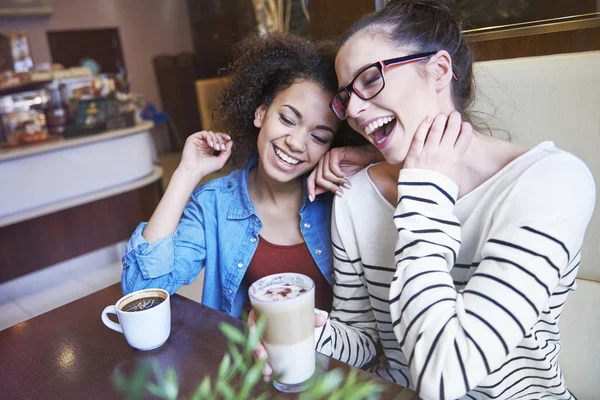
[227,155,258,220]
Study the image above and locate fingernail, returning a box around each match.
[226,134,232,140]
[221,143,226,150]
[308,195,314,202]
[343,183,351,190]
[336,190,343,197]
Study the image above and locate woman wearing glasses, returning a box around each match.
[121,34,374,318]
[311,1,595,399]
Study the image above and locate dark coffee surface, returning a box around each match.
[121,296,164,312]
[0,284,418,400]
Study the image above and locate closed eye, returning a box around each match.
[364,75,382,87]
[279,114,295,126]
[311,134,329,145]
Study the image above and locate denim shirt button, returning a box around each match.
[304,223,311,229]
[237,263,244,269]
[227,289,233,295]
[122,259,126,266]
[250,237,257,243]
[315,249,322,255]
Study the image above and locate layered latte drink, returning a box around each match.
[249,273,315,393]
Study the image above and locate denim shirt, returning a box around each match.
[121,156,334,318]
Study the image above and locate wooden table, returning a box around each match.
[0,284,418,399]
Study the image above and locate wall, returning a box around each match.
[309,0,375,40]
[0,0,194,109]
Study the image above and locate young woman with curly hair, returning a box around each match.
[120,34,373,318]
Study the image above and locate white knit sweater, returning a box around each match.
[316,142,595,400]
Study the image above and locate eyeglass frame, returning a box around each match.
[329,51,458,120]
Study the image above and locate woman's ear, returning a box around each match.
[430,50,454,92]
[254,105,267,128]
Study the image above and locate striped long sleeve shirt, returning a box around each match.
[316,142,595,400]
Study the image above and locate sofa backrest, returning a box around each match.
[473,51,600,399]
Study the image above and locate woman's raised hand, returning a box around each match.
[177,131,233,182]
[404,112,473,184]
[307,145,382,201]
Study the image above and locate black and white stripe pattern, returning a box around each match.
[316,145,595,400]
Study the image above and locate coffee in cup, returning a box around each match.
[101,288,171,351]
[249,273,315,393]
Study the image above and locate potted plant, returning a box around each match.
[113,316,383,399]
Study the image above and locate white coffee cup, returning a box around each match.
[101,288,171,351]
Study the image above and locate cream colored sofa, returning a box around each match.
[473,51,600,399]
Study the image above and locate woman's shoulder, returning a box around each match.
[346,164,383,188]
[188,168,249,213]
[192,168,244,197]
[518,143,594,189]
[504,143,596,216]
[336,164,396,212]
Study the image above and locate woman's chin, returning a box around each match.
[383,154,404,165]
[379,143,406,165]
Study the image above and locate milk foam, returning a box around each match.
[254,283,307,301]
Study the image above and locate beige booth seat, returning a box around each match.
[195,77,231,132]
[473,51,600,399]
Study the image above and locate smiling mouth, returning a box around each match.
[273,145,303,166]
[364,116,396,144]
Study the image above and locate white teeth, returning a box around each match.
[274,146,300,165]
[364,116,395,136]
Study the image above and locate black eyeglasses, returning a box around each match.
[329,51,457,120]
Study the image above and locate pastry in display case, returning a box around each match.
[0,89,51,147]
[13,110,48,144]
[0,27,136,148]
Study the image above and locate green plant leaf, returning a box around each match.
[112,362,152,400]
[112,314,385,400]
[163,367,179,400]
[347,383,383,400]
[327,370,383,400]
[228,342,246,373]
[246,313,267,355]
[146,382,167,399]
[215,379,236,399]
[190,376,212,400]
[218,354,231,378]
[299,369,344,399]
[237,358,266,399]
[220,322,246,345]
[253,393,269,400]
[111,371,128,391]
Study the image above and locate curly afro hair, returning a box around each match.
[218,33,341,167]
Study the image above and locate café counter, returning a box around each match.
[0,121,162,283]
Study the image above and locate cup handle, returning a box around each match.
[101,305,123,333]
